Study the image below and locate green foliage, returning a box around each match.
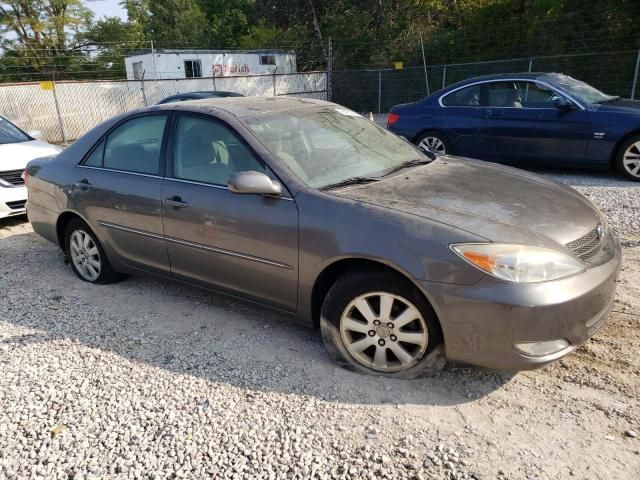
[0,0,639,82]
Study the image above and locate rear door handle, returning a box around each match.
[164,196,188,208]
[73,179,92,190]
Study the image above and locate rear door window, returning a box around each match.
[84,115,168,175]
[442,84,482,106]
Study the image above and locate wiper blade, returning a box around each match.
[378,158,432,178]
[320,176,380,190]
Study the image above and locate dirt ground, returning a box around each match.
[1,188,639,479]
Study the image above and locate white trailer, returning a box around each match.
[125,49,297,80]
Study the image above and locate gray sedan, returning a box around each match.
[25,97,621,377]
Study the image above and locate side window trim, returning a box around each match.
[79,112,172,177]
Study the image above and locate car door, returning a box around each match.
[74,113,171,274]
[161,113,299,311]
[483,80,591,165]
[440,83,495,159]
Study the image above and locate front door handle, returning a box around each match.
[164,196,188,208]
[486,109,503,118]
[73,179,92,190]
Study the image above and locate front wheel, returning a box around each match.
[617,135,640,181]
[320,270,444,378]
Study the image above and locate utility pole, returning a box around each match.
[420,30,430,95]
[327,37,333,101]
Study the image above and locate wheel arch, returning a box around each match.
[55,210,91,250]
[310,257,441,332]
[610,129,640,169]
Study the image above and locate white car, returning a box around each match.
[0,116,61,219]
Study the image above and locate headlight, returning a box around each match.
[450,243,585,283]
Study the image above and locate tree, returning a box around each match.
[0,0,94,80]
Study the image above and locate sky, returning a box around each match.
[86,0,128,20]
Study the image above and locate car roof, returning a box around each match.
[442,72,551,91]
[153,96,335,117]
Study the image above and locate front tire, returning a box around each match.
[320,269,444,378]
[616,135,640,181]
[64,218,121,284]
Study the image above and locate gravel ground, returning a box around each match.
[1,170,639,480]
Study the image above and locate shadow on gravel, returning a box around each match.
[2,229,515,407]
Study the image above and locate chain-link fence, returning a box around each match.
[0,72,327,143]
[330,50,640,114]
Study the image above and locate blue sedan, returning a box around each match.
[387,73,640,181]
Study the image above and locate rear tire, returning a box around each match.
[616,134,640,181]
[64,218,121,284]
[320,269,444,378]
[415,130,451,156]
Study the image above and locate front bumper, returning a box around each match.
[0,185,27,219]
[418,234,622,370]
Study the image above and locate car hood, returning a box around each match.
[591,98,640,115]
[0,140,60,171]
[333,157,602,247]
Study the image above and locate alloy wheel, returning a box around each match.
[418,136,446,155]
[69,229,101,281]
[340,291,429,373]
[623,141,640,178]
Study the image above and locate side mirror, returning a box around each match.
[28,130,42,139]
[552,96,574,110]
[228,171,282,196]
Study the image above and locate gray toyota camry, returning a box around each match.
[25,97,621,377]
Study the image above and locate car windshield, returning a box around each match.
[0,117,30,145]
[244,106,430,188]
[541,73,614,104]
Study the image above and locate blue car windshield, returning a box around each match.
[0,117,30,145]
[541,73,614,104]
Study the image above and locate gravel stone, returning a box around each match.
[1,169,639,479]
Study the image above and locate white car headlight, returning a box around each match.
[450,243,585,283]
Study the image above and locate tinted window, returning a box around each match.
[173,116,265,186]
[99,115,167,174]
[442,85,481,106]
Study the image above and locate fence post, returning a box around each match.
[51,81,67,145]
[141,78,148,106]
[420,30,430,95]
[631,49,640,100]
[528,58,533,72]
[442,65,447,89]
[272,69,277,96]
[327,37,333,101]
[377,70,382,114]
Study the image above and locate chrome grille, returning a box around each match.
[565,227,604,261]
[0,169,25,186]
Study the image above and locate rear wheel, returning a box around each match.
[616,135,640,181]
[64,218,121,284]
[415,131,450,156]
[320,269,444,378]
